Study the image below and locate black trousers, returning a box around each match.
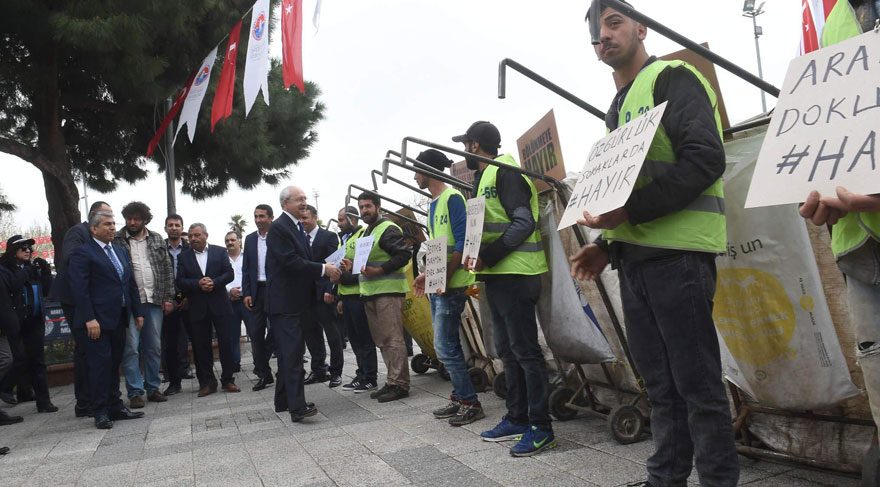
[84,308,128,418]
[245,283,273,379]
[342,297,377,382]
[187,311,236,387]
[271,312,307,414]
[303,301,344,376]
[162,309,190,387]
[1,314,51,406]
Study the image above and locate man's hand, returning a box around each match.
[229,287,242,302]
[413,273,426,297]
[578,208,629,230]
[162,301,174,315]
[243,296,254,311]
[135,316,144,330]
[360,265,384,278]
[799,190,846,226]
[464,257,485,272]
[570,243,610,281]
[339,258,352,273]
[86,320,101,340]
[198,277,214,293]
[822,187,880,214]
[324,263,342,282]
[323,293,335,304]
[336,301,344,315]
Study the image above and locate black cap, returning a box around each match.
[416,149,453,171]
[451,121,501,149]
[5,235,35,252]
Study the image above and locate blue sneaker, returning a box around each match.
[509,425,556,457]
[480,417,529,442]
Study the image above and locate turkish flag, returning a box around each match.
[146,72,194,157]
[282,0,305,93]
[801,0,821,54]
[211,21,242,132]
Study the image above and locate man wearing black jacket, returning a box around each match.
[0,262,24,434]
[571,3,736,485]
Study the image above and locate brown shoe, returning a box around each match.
[147,391,167,403]
[197,384,217,397]
[129,396,145,409]
[222,383,241,393]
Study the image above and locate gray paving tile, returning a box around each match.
[381,445,450,468]
[567,449,646,486]
[322,453,412,486]
[76,460,139,487]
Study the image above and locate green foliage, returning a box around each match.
[228,214,247,236]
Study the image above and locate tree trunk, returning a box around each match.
[34,39,79,259]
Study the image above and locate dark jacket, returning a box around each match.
[49,221,91,305]
[0,266,20,337]
[176,244,234,321]
[114,228,175,304]
[241,230,267,300]
[1,258,52,324]
[265,212,323,314]
[310,227,339,300]
[68,238,144,330]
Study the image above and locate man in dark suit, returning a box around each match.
[49,200,111,418]
[267,186,340,422]
[300,205,345,388]
[176,223,240,397]
[68,210,146,430]
[242,204,275,391]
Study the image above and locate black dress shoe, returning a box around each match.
[94,415,113,430]
[304,372,330,385]
[290,403,317,422]
[109,408,145,421]
[252,377,273,392]
[328,375,342,388]
[0,393,17,405]
[0,410,23,426]
[163,384,182,396]
[0,446,9,455]
[37,403,59,413]
[75,406,94,418]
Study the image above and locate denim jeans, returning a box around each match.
[431,290,477,403]
[485,274,551,428]
[618,252,739,487]
[122,303,164,397]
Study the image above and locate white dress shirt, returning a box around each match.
[257,232,268,282]
[194,248,208,276]
[307,226,318,247]
[227,253,243,292]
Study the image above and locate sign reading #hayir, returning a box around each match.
[746,31,880,208]
[557,102,667,230]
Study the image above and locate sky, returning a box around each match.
[1,0,801,246]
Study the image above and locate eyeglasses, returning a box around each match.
[18,247,32,252]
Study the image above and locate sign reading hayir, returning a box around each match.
[746,31,880,208]
[516,110,567,193]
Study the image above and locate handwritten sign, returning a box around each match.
[423,236,447,295]
[462,196,485,268]
[450,160,475,192]
[746,31,880,207]
[516,109,567,193]
[557,102,668,230]
[324,247,345,268]
[352,235,374,275]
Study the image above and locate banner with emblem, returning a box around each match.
[243,0,270,116]
[174,47,218,144]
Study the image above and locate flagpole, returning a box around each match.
[165,97,177,215]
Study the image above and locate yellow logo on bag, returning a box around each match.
[713,268,797,366]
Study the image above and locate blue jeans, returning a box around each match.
[485,275,551,428]
[431,290,477,403]
[619,252,738,487]
[122,303,163,397]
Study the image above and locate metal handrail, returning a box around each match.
[498,58,606,120]
[370,169,430,198]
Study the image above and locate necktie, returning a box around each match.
[296,221,312,258]
[105,244,126,307]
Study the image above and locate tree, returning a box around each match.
[0,1,324,257]
[228,214,247,236]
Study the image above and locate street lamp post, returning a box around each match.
[313,189,320,217]
[743,0,767,113]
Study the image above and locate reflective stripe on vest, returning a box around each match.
[602,59,727,253]
[476,154,548,276]
[429,187,475,289]
[358,220,410,297]
[338,226,365,297]
[819,6,880,258]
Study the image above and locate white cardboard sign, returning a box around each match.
[461,196,485,269]
[746,31,880,208]
[351,235,374,275]
[324,247,345,268]
[423,236,447,295]
[558,102,668,230]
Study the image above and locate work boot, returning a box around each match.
[376,385,409,403]
[448,402,485,427]
[432,399,460,419]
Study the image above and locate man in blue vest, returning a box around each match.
[571,2,737,485]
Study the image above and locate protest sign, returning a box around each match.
[351,235,374,275]
[450,160,475,190]
[557,102,668,230]
[746,31,880,208]
[462,196,485,269]
[516,110,567,193]
[324,247,345,268]
[423,236,447,295]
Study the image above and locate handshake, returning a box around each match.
[324,263,342,282]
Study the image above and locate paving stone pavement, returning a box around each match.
[0,345,864,486]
